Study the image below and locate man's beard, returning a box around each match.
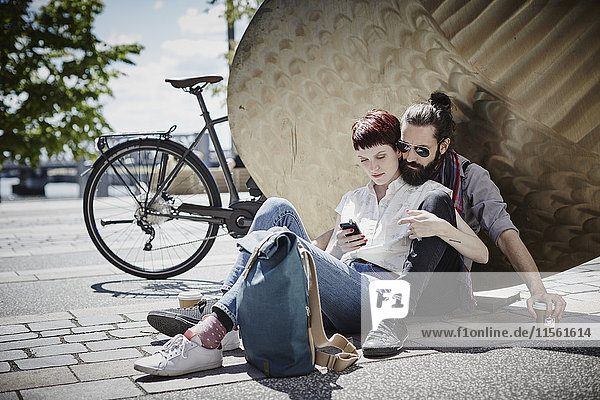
[399,150,441,186]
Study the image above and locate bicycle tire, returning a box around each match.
[83,138,221,279]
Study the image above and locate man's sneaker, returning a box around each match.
[147,298,215,337]
[134,333,222,376]
[147,298,240,351]
[362,319,408,358]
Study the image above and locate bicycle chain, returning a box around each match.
[148,227,230,251]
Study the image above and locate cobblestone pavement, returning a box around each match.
[1,198,599,399]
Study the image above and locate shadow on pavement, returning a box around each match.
[404,345,600,358]
[253,364,362,400]
[90,278,223,298]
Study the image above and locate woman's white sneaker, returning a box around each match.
[221,327,240,351]
[134,334,222,376]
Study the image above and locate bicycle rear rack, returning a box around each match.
[96,125,177,152]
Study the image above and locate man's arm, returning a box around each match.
[497,229,566,320]
[461,159,566,320]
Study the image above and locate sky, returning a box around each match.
[93,0,249,149]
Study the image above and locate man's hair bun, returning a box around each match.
[429,92,452,114]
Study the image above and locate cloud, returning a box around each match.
[102,49,230,147]
[98,2,232,149]
[177,6,226,36]
[161,38,228,60]
[153,1,163,9]
[104,32,143,46]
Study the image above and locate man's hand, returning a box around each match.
[398,210,444,240]
[498,230,568,322]
[526,292,567,322]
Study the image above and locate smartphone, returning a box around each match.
[340,219,361,236]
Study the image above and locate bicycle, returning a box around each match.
[82,75,264,279]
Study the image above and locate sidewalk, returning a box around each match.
[0,198,599,399]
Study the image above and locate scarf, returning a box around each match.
[433,150,464,218]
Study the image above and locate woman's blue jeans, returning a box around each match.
[213,197,395,334]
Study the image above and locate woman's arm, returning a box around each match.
[399,209,489,264]
[312,229,333,250]
[322,214,367,259]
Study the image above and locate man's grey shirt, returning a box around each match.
[458,154,518,269]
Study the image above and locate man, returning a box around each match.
[397,92,566,322]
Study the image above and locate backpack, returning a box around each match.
[236,228,359,377]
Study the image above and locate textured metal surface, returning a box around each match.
[227,0,600,272]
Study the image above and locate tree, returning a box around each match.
[208,0,263,66]
[0,0,143,167]
[206,0,262,100]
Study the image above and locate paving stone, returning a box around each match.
[0,391,19,400]
[561,297,599,314]
[0,312,73,326]
[122,311,149,322]
[548,273,599,285]
[78,348,142,363]
[33,265,117,281]
[70,358,139,381]
[87,337,153,351]
[116,320,150,329]
[15,354,78,370]
[0,324,29,335]
[28,319,76,332]
[20,377,143,400]
[0,332,38,343]
[0,337,60,351]
[135,362,265,393]
[141,345,162,355]
[0,274,34,283]
[63,332,108,343]
[76,315,125,326]
[71,324,114,334]
[582,263,600,271]
[551,283,600,294]
[0,361,10,373]
[32,343,87,357]
[69,300,173,319]
[0,349,27,361]
[40,328,71,337]
[108,328,153,339]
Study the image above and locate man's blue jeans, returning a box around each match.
[213,197,395,334]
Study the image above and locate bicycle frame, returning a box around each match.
[146,83,239,208]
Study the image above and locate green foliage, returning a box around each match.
[207,0,263,98]
[0,0,143,167]
[208,0,262,30]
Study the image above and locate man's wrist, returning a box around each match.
[529,286,548,296]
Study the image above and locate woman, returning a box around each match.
[134,109,488,375]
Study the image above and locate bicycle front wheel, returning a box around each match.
[83,139,221,279]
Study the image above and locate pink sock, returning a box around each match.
[184,315,226,349]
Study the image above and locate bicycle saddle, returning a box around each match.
[165,76,223,88]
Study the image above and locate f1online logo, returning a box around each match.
[369,280,410,328]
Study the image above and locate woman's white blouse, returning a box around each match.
[335,177,451,273]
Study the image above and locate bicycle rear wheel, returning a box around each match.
[83,139,221,279]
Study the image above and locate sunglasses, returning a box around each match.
[397,140,431,158]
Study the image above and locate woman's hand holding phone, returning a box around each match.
[336,220,367,252]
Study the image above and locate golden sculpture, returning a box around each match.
[227,0,600,273]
